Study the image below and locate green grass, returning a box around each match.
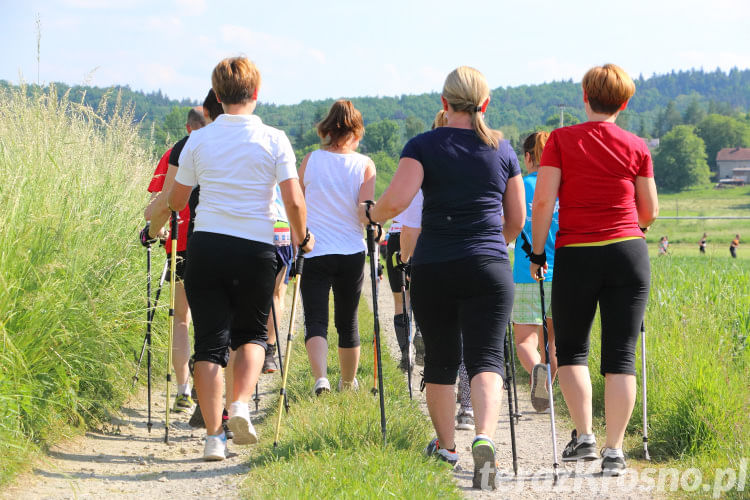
[647,185,750,245]
[584,254,749,491]
[241,298,460,499]
[0,85,158,483]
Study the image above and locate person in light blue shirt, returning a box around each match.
[512,131,559,413]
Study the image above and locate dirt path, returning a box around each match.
[2,336,286,500]
[364,266,663,499]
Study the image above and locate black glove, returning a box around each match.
[139,224,158,247]
[391,250,410,273]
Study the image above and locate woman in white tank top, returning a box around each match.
[298,100,376,395]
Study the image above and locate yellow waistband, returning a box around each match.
[564,236,642,248]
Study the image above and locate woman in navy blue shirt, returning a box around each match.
[359,66,524,490]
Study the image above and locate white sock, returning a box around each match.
[579,433,596,443]
[602,447,624,458]
[178,384,190,396]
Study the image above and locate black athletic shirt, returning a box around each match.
[401,128,521,265]
[169,135,200,238]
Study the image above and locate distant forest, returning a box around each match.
[3,67,750,192]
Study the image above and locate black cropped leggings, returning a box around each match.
[551,238,650,376]
[410,255,514,385]
[301,252,365,348]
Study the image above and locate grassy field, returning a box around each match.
[241,299,460,499]
[0,86,157,483]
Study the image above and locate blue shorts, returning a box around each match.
[275,245,294,284]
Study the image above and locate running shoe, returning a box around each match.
[227,401,257,445]
[561,430,598,461]
[337,377,360,392]
[172,393,194,413]
[413,333,425,365]
[203,433,227,461]
[456,408,475,431]
[222,409,233,440]
[262,343,278,374]
[424,438,458,467]
[189,403,205,429]
[531,363,550,412]
[601,447,627,476]
[471,435,498,490]
[313,377,331,396]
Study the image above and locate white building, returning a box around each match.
[717,148,750,179]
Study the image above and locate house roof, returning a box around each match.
[717,147,750,162]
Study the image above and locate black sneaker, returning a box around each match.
[222,409,233,440]
[263,343,278,374]
[189,403,205,429]
[601,448,627,476]
[561,430,598,461]
[471,435,498,490]
[399,345,413,372]
[424,438,458,467]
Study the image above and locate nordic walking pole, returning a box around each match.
[133,259,168,390]
[364,201,387,445]
[641,321,651,460]
[507,322,521,423]
[253,383,260,412]
[399,263,413,399]
[504,328,519,475]
[271,301,289,412]
[520,231,559,484]
[146,243,153,432]
[165,211,177,444]
[273,247,305,448]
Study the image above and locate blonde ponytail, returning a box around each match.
[442,66,498,149]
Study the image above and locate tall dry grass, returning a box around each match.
[0,85,156,482]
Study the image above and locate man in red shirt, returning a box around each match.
[144,107,206,414]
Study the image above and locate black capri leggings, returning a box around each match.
[551,238,650,376]
[385,232,408,293]
[301,252,365,348]
[410,255,514,385]
[184,231,276,367]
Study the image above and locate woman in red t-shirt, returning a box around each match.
[530,64,658,476]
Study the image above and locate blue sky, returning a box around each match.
[2,0,750,105]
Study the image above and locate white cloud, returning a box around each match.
[173,0,207,16]
[677,51,750,72]
[219,25,326,65]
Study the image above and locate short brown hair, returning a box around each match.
[211,57,261,105]
[317,100,364,147]
[582,64,635,115]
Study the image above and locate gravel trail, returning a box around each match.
[363,264,663,499]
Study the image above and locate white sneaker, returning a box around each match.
[228,401,257,445]
[313,377,331,395]
[203,433,227,461]
[337,377,360,392]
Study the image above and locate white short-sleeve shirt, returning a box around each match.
[398,190,423,229]
[175,114,297,244]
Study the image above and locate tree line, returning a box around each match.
[3,66,750,194]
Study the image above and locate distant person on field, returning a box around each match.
[148,56,313,461]
[699,233,707,254]
[512,131,558,413]
[730,234,740,258]
[658,235,669,255]
[299,100,376,395]
[530,63,658,476]
[143,106,206,414]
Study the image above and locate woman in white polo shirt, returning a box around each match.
[299,100,376,395]
[150,56,313,461]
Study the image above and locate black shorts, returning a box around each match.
[551,238,650,375]
[165,250,187,283]
[301,252,365,348]
[184,232,276,367]
[410,255,514,385]
[385,232,409,293]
